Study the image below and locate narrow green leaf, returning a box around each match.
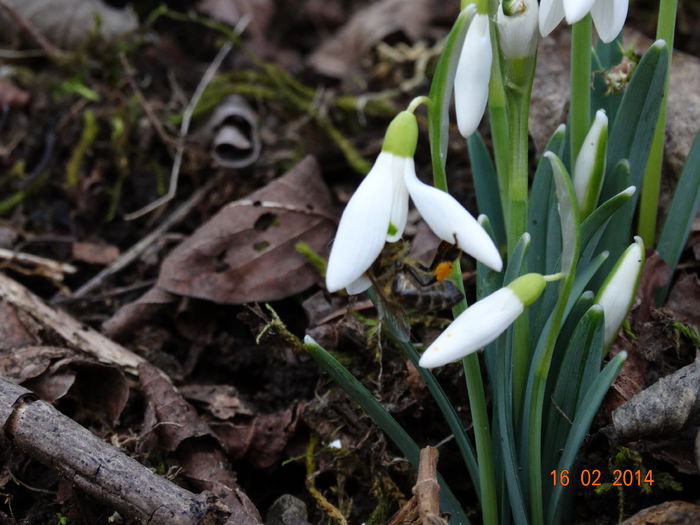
[656,130,700,302]
[468,132,507,248]
[580,164,633,252]
[543,304,604,504]
[428,5,477,189]
[304,337,471,524]
[547,351,626,524]
[603,40,669,200]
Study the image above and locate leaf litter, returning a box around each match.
[0,0,698,523]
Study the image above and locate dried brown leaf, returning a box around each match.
[72,241,120,265]
[102,287,177,340]
[138,362,212,451]
[0,0,138,48]
[609,358,700,443]
[308,0,432,79]
[198,0,274,48]
[0,346,67,383]
[179,384,253,420]
[157,156,335,304]
[621,501,700,525]
[0,301,42,349]
[666,273,700,331]
[0,80,30,107]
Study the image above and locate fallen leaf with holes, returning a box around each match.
[157,155,335,304]
[308,0,432,80]
[607,358,700,443]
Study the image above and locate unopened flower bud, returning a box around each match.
[497,0,539,59]
[573,109,608,218]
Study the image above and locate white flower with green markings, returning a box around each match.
[573,109,608,218]
[595,236,644,348]
[326,110,503,294]
[419,273,547,368]
[539,0,628,43]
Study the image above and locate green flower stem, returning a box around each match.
[570,16,592,166]
[488,25,511,224]
[462,352,499,525]
[503,55,535,422]
[638,0,677,245]
[462,0,489,14]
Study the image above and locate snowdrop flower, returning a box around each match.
[497,0,540,59]
[325,111,416,293]
[419,273,546,368]
[573,109,608,218]
[455,13,492,138]
[326,110,503,294]
[539,0,628,43]
[595,236,644,347]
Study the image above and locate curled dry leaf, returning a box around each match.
[0,0,138,49]
[0,80,30,107]
[102,287,177,340]
[193,94,261,169]
[609,358,700,443]
[157,155,336,304]
[138,362,212,451]
[308,0,432,80]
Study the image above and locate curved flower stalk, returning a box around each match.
[419,273,547,368]
[455,13,492,138]
[539,0,628,43]
[595,236,644,348]
[326,110,503,293]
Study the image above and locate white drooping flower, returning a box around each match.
[419,273,547,368]
[497,0,540,59]
[455,13,492,138]
[539,0,628,43]
[573,109,608,218]
[325,111,416,293]
[595,236,644,347]
[325,110,503,294]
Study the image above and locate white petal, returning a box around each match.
[387,156,410,242]
[591,0,628,43]
[325,155,394,292]
[346,275,372,294]
[563,0,596,24]
[454,14,492,138]
[596,237,644,347]
[404,170,503,272]
[539,0,565,36]
[419,287,523,368]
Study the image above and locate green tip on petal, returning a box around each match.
[381,111,418,158]
[507,273,546,306]
[387,222,398,236]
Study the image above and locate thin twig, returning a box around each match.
[69,174,221,299]
[0,0,67,61]
[124,41,232,220]
[0,248,76,279]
